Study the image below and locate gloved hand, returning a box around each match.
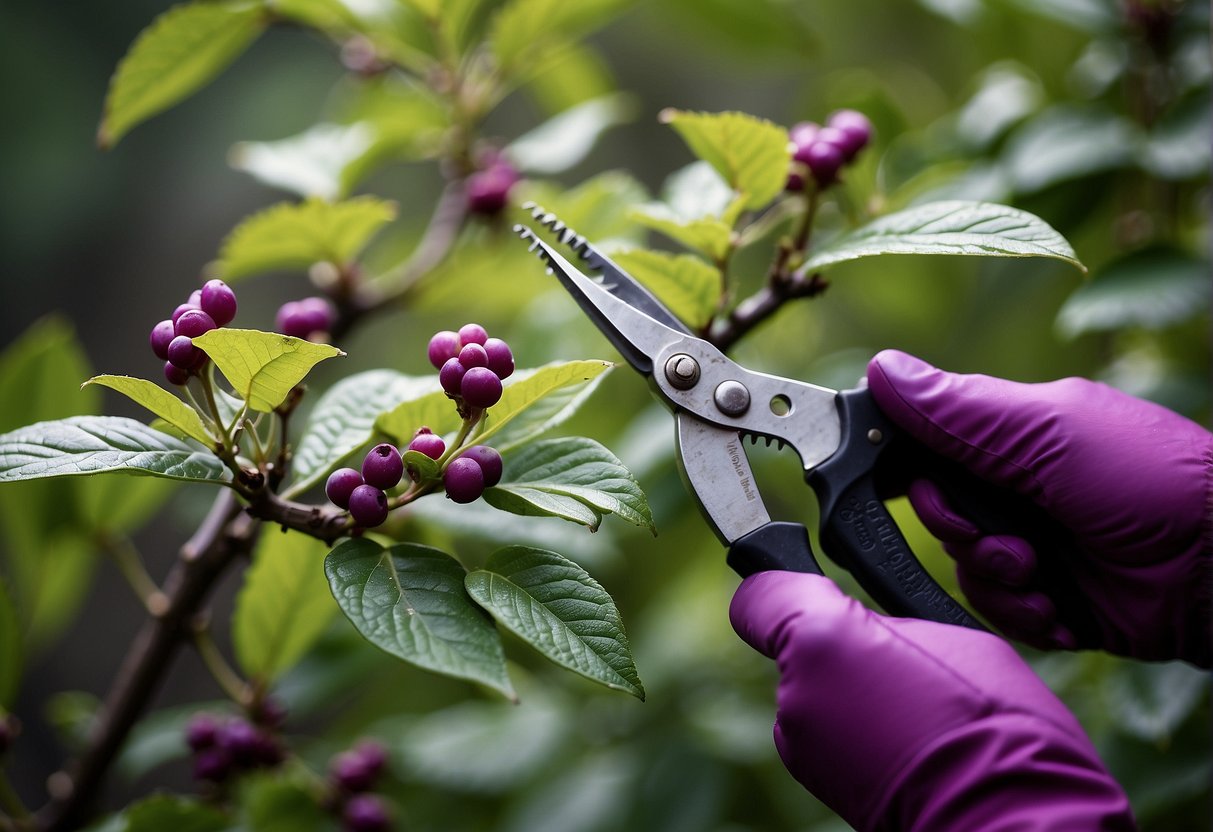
[867,350,1212,666]
[731,571,1135,831]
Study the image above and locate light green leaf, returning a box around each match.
[233,530,335,682]
[627,208,734,262]
[0,416,228,484]
[466,546,643,698]
[1002,106,1141,194]
[508,94,637,175]
[800,200,1085,274]
[267,0,364,32]
[84,375,214,447]
[193,328,344,413]
[213,196,397,281]
[493,367,610,453]
[325,539,514,698]
[1056,248,1210,338]
[288,369,437,495]
[119,795,228,832]
[0,579,21,708]
[490,0,631,76]
[403,449,441,484]
[484,437,654,532]
[611,249,721,329]
[659,109,789,209]
[953,62,1043,150]
[229,122,376,201]
[661,160,740,221]
[99,1,267,148]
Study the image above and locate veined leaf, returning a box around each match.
[493,367,610,453]
[490,0,631,76]
[628,207,733,261]
[800,200,1085,274]
[611,249,721,329]
[84,375,214,447]
[213,196,397,281]
[0,579,21,708]
[99,1,267,148]
[484,437,654,533]
[325,539,514,698]
[466,546,643,699]
[659,110,789,209]
[289,369,438,495]
[193,328,344,413]
[233,530,335,682]
[0,416,228,484]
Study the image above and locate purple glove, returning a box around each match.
[731,571,1135,831]
[867,350,1212,666]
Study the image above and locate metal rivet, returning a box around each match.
[867,429,883,444]
[714,380,751,416]
[664,354,701,390]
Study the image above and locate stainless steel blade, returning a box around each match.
[675,413,771,545]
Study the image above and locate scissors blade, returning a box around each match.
[674,413,770,545]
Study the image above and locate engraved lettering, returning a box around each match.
[724,438,758,503]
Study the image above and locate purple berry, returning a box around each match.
[218,719,260,764]
[200,279,237,326]
[164,361,191,386]
[353,740,387,777]
[343,794,392,832]
[172,303,198,325]
[277,297,335,340]
[407,429,446,460]
[349,484,389,527]
[193,747,233,782]
[167,335,207,371]
[252,732,285,767]
[459,445,502,487]
[785,168,806,192]
[465,163,519,215]
[444,457,485,504]
[187,289,203,307]
[803,140,844,185]
[826,109,872,160]
[252,696,288,729]
[174,308,217,339]
[427,330,460,370]
[326,467,364,509]
[185,713,220,751]
[439,358,466,397]
[482,338,514,379]
[458,343,488,369]
[150,320,175,360]
[460,367,502,409]
[789,121,820,151]
[458,323,488,347]
[330,743,385,793]
[297,297,336,333]
[362,443,404,490]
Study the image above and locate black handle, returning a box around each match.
[727,521,823,578]
[808,386,1101,642]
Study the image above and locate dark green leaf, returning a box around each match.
[1141,94,1211,181]
[120,795,228,832]
[659,109,789,209]
[1104,662,1208,742]
[0,416,228,484]
[998,0,1118,32]
[193,328,344,413]
[99,1,267,148]
[484,437,654,533]
[325,539,514,698]
[466,546,644,698]
[800,200,1085,274]
[1002,106,1141,194]
[953,63,1042,150]
[233,530,335,682]
[237,772,333,832]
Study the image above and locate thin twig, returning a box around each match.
[190,624,251,707]
[96,533,167,617]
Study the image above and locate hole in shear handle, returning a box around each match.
[770,394,792,416]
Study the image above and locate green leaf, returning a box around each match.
[628,209,733,261]
[659,109,789,209]
[99,1,267,148]
[0,579,21,708]
[492,367,610,453]
[108,795,227,832]
[1104,662,1209,742]
[213,196,397,281]
[229,122,376,201]
[289,369,437,495]
[84,375,214,447]
[237,772,333,832]
[1002,106,1141,194]
[466,546,644,699]
[508,94,637,175]
[484,437,654,533]
[193,328,344,413]
[402,449,441,484]
[610,249,721,329]
[1056,248,1210,338]
[0,416,228,484]
[233,530,335,682]
[490,0,631,76]
[800,200,1086,274]
[1140,94,1211,181]
[325,539,514,698]
[268,0,364,32]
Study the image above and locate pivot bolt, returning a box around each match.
[714,380,751,416]
[665,354,701,390]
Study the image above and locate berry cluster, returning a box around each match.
[326,741,392,832]
[184,710,284,784]
[277,296,337,341]
[786,109,873,191]
[428,323,514,409]
[465,151,520,216]
[149,279,238,385]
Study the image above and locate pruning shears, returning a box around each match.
[514,203,1099,637]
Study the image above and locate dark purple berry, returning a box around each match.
[465,163,518,215]
[826,109,872,160]
[164,361,191,386]
[326,468,364,509]
[187,289,203,307]
[297,297,336,332]
[482,338,514,379]
[349,484,389,527]
[167,335,207,371]
[789,121,820,151]
[439,358,466,397]
[407,429,445,460]
[362,443,404,490]
[277,297,335,340]
[172,303,198,325]
[252,696,288,729]
[174,309,217,339]
[444,457,485,504]
[785,168,806,192]
[330,742,385,793]
[460,367,502,409]
[427,330,460,370]
[185,713,220,751]
[193,747,233,782]
[353,740,387,777]
[150,319,175,360]
[459,445,502,487]
[200,279,237,326]
[218,719,260,764]
[803,140,844,185]
[458,323,488,347]
[252,732,285,767]
[458,343,488,369]
[342,794,392,832]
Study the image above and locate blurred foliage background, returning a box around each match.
[0,0,1208,829]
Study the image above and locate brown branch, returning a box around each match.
[708,272,829,354]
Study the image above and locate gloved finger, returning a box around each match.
[943,534,1036,587]
[907,478,980,541]
[730,571,850,660]
[957,567,1076,649]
